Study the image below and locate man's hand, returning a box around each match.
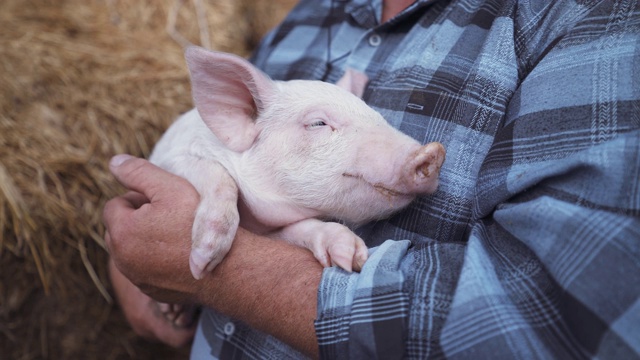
[108,258,196,347]
[104,154,202,304]
[103,154,202,347]
[103,154,322,358]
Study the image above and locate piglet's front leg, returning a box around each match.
[273,219,369,272]
[190,190,239,279]
[170,157,240,280]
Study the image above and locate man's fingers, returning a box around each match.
[108,259,196,348]
[103,194,138,240]
[121,191,150,209]
[109,154,194,203]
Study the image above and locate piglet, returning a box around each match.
[150,47,446,280]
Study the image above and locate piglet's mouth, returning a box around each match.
[342,173,409,199]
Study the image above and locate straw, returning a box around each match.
[0,0,295,358]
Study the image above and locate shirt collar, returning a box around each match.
[345,0,444,28]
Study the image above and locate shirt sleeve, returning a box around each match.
[440,130,640,359]
[315,121,640,360]
[314,3,640,360]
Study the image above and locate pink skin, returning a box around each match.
[235,80,445,229]
[150,47,446,282]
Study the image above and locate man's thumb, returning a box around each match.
[109,154,178,200]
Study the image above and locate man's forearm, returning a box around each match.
[199,227,323,358]
[103,156,323,357]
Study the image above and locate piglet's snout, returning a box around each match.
[401,142,446,195]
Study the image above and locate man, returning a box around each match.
[104,0,640,358]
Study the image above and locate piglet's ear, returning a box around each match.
[185,47,275,152]
[336,68,369,99]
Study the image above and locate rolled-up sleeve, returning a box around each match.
[315,240,411,359]
[316,238,469,359]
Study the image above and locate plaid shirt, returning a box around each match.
[191,0,640,359]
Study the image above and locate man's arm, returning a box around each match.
[103,154,322,358]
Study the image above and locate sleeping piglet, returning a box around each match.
[150,47,446,280]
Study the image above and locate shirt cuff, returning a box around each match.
[315,239,411,359]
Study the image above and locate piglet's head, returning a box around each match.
[185,47,445,226]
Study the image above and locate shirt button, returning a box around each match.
[368,33,382,47]
[223,322,235,336]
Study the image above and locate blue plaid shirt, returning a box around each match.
[191,0,640,358]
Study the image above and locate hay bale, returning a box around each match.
[0,0,296,358]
